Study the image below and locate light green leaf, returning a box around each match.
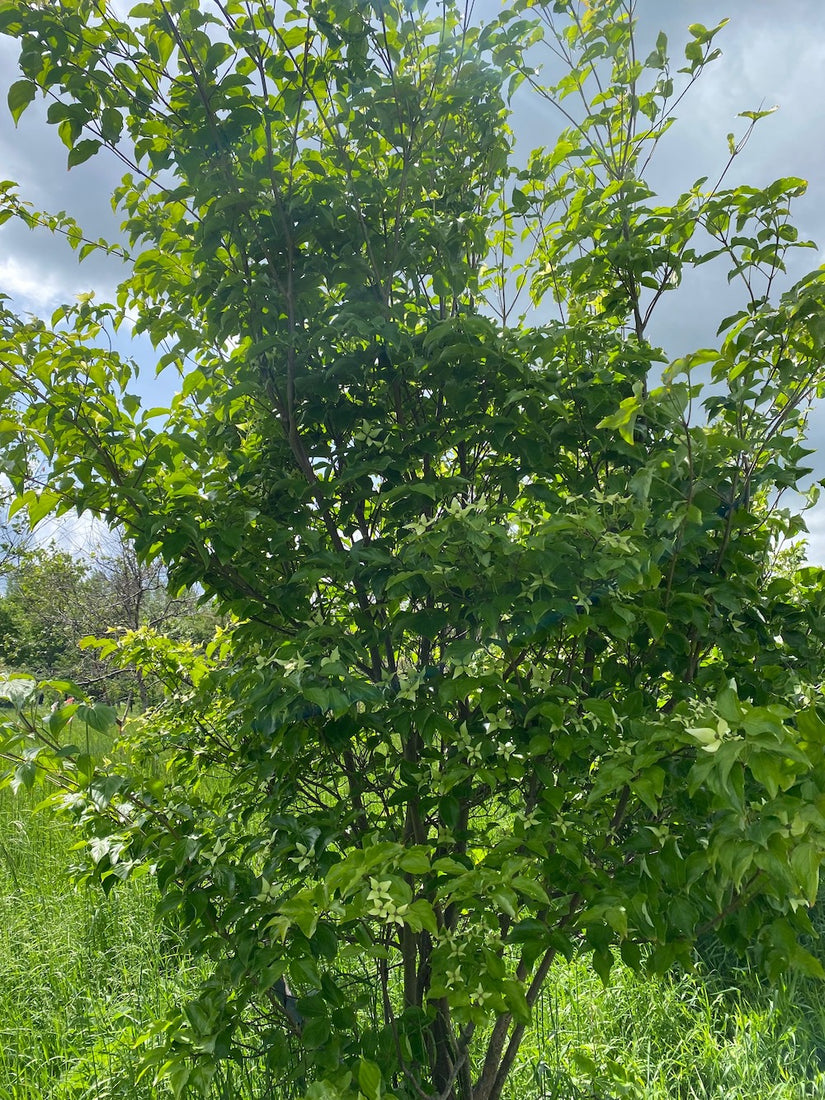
[358,1059,383,1100]
[7,80,35,124]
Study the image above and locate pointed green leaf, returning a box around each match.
[7,80,35,125]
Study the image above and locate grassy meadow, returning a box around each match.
[3,781,825,1099]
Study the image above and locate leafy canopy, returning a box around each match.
[2,0,825,1098]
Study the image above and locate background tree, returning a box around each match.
[0,547,98,678]
[90,530,222,703]
[0,492,32,579]
[0,537,217,703]
[2,2,825,1099]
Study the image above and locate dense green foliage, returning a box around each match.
[4,782,825,1099]
[2,0,825,1097]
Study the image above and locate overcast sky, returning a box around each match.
[1,1,824,558]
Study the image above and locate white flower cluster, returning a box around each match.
[320,647,341,670]
[254,877,279,902]
[445,962,463,986]
[484,707,511,733]
[395,671,425,701]
[366,877,409,926]
[352,421,387,451]
[404,494,490,537]
[455,721,484,765]
[484,709,522,761]
[445,495,487,518]
[290,840,314,873]
[441,933,468,989]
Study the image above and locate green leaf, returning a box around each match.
[7,80,35,124]
[748,752,782,798]
[571,1049,599,1077]
[502,979,531,1024]
[790,843,821,906]
[592,948,614,986]
[310,922,339,961]
[67,139,103,167]
[398,847,430,874]
[597,392,643,445]
[511,187,529,213]
[406,899,438,936]
[302,1016,331,1049]
[359,1058,383,1100]
[75,703,117,733]
[632,766,665,813]
[100,106,123,143]
[739,105,778,122]
[620,939,642,970]
[279,894,319,939]
[491,888,517,919]
[438,795,460,831]
[791,945,825,980]
[0,676,37,710]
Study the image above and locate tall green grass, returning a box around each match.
[3,781,825,1099]
[0,785,198,1099]
[508,958,825,1099]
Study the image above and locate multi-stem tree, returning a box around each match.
[3,1,825,1097]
